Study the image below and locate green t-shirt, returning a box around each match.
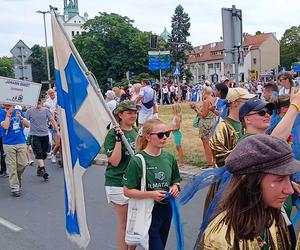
[238,133,255,142]
[123,150,182,191]
[224,117,242,139]
[104,128,137,187]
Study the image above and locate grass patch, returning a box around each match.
[158,103,206,168]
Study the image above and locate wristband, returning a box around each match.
[291,102,300,112]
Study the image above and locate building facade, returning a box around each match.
[59,0,88,39]
[187,33,280,83]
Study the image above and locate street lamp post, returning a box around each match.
[36,10,51,89]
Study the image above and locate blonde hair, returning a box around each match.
[202,86,213,95]
[172,103,182,121]
[112,87,121,97]
[133,83,142,94]
[136,119,164,152]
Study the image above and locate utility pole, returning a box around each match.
[37,10,51,89]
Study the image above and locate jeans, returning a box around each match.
[149,202,172,250]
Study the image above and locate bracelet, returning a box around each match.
[290,102,300,112]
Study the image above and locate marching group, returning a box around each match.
[103,72,300,250]
[1,71,300,249]
[0,88,60,197]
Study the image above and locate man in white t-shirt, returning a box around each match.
[134,79,158,126]
[256,83,263,99]
[44,89,57,113]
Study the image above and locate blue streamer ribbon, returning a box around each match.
[292,198,300,225]
[166,192,184,250]
[179,167,227,205]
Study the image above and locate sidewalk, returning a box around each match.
[93,154,204,179]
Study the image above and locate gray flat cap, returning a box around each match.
[225,134,300,175]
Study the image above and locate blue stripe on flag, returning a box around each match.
[64,181,80,234]
[55,55,101,169]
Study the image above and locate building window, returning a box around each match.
[74,20,76,23]
[77,31,80,35]
[72,31,75,37]
[215,62,221,68]
[79,21,81,23]
[208,63,214,69]
[253,58,257,64]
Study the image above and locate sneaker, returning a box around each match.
[11,191,20,197]
[28,160,34,166]
[0,172,8,177]
[51,154,57,163]
[43,172,49,180]
[37,167,43,177]
[47,153,52,159]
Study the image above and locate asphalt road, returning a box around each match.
[0,159,207,250]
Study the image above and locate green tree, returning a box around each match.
[255,31,262,35]
[168,5,192,68]
[73,12,152,91]
[0,57,14,77]
[28,44,54,83]
[280,26,300,68]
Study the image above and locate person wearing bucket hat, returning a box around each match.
[198,134,299,249]
[104,100,138,250]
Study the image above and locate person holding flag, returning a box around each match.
[104,100,138,250]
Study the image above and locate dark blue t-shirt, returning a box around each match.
[0,109,26,145]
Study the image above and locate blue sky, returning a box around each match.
[0,0,299,56]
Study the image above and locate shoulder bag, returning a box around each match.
[125,154,154,250]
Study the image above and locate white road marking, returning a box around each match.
[0,217,22,232]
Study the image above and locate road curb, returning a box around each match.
[92,156,203,179]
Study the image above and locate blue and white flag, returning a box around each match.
[51,11,111,248]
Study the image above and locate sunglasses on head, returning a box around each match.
[150,131,170,139]
[247,109,271,117]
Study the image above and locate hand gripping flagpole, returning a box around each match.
[51,7,134,156]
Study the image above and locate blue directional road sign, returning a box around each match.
[148,51,170,71]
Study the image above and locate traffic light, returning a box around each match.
[150,34,158,49]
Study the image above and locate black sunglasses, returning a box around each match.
[150,131,170,139]
[247,109,271,117]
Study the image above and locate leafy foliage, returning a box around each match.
[0,57,14,78]
[280,26,300,68]
[28,44,54,83]
[73,12,152,91]
[167,5,192,67]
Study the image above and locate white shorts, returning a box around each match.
[138,112,159,125]
[105,186,129,205]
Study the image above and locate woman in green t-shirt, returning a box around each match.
[123,119,181,250]
[104,100,138,250]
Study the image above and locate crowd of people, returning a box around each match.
[103,72,300,249]
[1,71,300,249]
[0,88,60,197]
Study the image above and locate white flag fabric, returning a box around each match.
[51,10,111,248]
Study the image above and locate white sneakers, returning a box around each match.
[51,154,57,163]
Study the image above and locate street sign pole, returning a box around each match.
[20,46,25,80]
[222,5,243,87]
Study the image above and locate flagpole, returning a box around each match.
[51,8,134,156]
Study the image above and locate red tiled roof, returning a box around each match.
[188,33,274,63]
